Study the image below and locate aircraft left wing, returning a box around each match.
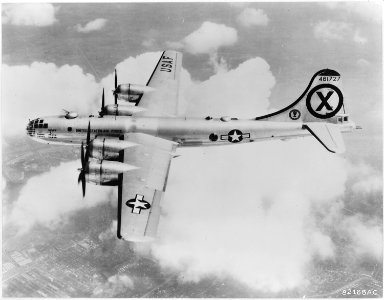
[135,50,182,117]
[117,133,178,242]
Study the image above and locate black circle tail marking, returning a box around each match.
[306,84,343,119]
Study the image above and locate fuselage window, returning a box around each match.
[39,119,44,123]
[337,117,343,123]
[67,127,72,132]
[344,116,348,122]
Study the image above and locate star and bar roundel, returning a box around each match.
[126,194,151,214]
[220,129,250,143]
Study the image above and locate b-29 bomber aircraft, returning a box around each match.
[26,50,358,242]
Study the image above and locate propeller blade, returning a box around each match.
[86,121,91,145]
[102,88,105,109]
[80,142,85,169]
[78,141,86,197]
[82,174,86,197]
[114,69,118,105]
[85,121,91,164]
[115,69,117,89]
[78,170,82,185]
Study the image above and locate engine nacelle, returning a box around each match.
[86,160,137,185]
[115,84,155,102]
[102,104,146,116]
[88,138,136,160]
[86,173,118,186]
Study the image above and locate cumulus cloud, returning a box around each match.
[341,215,382,260]
[237,8,269,27]
[153,139,348,291]
[356,58,371,68]
[7,161,114,234]
[348,162,382,194]
[98,220,117,242]
[353,30,367,45]
[185,56,275,118]
[314,20,367,45]
[75,18,107,33]
[167,21,238,55]
[93,274,134,296]
[2,62,100,136]
[323,2,381,23]
[314,21,352,41]
[2,3,57,27]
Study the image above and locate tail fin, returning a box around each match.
[256,69,345,123]
[256,69,352,153]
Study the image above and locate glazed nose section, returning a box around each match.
[26,119,36,137]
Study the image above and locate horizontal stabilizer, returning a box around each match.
[303,123,345,153]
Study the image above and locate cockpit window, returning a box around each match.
[44,124,48,128]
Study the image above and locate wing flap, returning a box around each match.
[303,123,345,153]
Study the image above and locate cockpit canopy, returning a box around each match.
[27,118,48,129]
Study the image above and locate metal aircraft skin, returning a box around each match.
[26,50,358,242]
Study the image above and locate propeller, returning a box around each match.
[99,88,105,117]
[78,121,91,197]
[114,69,118,105]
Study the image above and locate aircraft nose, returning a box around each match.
[26,119,35,137]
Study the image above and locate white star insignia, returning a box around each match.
[230,131,240,141]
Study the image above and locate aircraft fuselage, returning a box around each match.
[26,115,354,147]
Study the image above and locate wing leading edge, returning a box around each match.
[117,133,177,242]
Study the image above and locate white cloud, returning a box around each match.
[314,20,352,41]
[185,56,275,118]
[93,274,134,296]
[98,220,117,242]
[341,216,382,260]
[353,30,367,44]
[153,139,348,291]
[2,3,57,27]
[356,58,371,68]
[237,8,269,27]
[7,161,114,234]
[75,18,107,33]
[142,38,156,48]
[323,2,381,23]
[2,176,7,191]
[167,21,238,55]
[2,62,100,136]
[349,162,382,194]
[308,231,335,260]
[314,20,367,45]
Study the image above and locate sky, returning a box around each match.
[2,1,383,295]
